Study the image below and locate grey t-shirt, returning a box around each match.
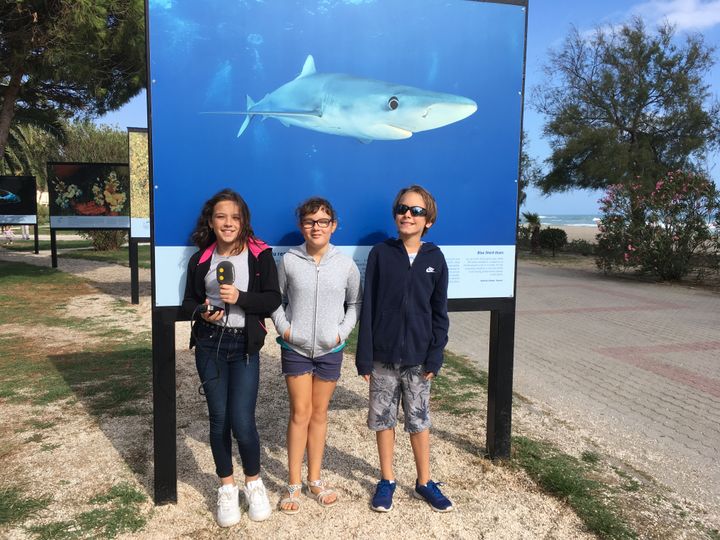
[204,249,249,328]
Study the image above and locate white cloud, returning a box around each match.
[630,0,720,30]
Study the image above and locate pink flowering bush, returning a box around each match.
[596,171,720,280]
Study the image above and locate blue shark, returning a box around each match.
[218,55,477,142]
[0,189,21,205]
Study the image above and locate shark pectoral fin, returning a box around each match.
[237,95,257,137]
[237,115,252,137]
[279,118,290,127]
[356,138,373,144]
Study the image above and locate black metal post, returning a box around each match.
[33,224,39,254]
[50,229,58,268]
[486,301,517,458]
[152,308,177,504]
[130,238,139,304]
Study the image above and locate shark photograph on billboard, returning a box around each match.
[148,0,527,308]
[0,176,37,224]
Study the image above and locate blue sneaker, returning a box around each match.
[371,479,396,512]
[414,480,454,512]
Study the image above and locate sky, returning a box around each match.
[97,0,720,216]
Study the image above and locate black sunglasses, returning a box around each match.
[394,204,428,217]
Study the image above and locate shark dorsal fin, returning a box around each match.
[297,55,316,79]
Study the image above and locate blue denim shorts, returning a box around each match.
[281,348,343,381]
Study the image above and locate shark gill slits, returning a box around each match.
[388,96,399,110]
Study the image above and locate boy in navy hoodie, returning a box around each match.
[356,185,452,513]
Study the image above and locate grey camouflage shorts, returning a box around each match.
[367,362,431,433]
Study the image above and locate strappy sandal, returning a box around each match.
[279,484,302,515]
[306,479,338,508]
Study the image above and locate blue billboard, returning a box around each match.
[148,0,526,307]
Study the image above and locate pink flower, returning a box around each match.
[655,181,664,190]
[624,253,631,262]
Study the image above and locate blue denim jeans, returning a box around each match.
[195,323,260,478]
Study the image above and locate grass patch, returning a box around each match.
[29,483,147,540]
[432,349,488,416]
[581,450,601,464]
[0,332,151,415]
[0,261,151,416]
[59,244,151,269]
[3,239,93,252]
[513,436,635,539]
[26,419,56,430]
[40,443,61,452]
[344,325,358,355]
[0,486,51,526]
[2,239,151,268]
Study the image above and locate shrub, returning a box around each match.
[539,227,567,256]
[522,212,542,254]
[565,239,596,256]
[80,230,127,251]
[596,171,720,280]
[37,204,49,225]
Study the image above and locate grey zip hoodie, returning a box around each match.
[271,243,362,358]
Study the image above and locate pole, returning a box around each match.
[130,237,139,304]
[486,300,516,458]
[50,228,58,268]
[152,308,177,504]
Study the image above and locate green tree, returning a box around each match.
[521,211,541,254]
[2,120,127,190]
[0,1,145,161]
[519,131,543,207]
[533,17,720,194]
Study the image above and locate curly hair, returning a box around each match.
[190,189,254,253]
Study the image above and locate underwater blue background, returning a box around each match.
[148,0,526,248]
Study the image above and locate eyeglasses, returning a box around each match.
[301,218,333,229]
[394,204,428,217]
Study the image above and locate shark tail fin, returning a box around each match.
[237,95,256,137]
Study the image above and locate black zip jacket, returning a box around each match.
[356,238,449,375]
[181,243,281,354]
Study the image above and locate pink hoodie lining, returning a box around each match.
[198,237,270,265]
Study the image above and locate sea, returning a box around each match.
[531,215,601,227]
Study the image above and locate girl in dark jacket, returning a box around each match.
[182,188,281,527]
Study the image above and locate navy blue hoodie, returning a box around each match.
[356,238,449,375]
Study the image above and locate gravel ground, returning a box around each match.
[2,247,715,539]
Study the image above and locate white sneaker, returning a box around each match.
[244,478,272,522]
[216,484,241,527]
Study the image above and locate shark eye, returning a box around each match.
[388,96,399,110]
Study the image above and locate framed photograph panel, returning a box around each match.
[148,0,527,307]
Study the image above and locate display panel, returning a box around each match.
[129,129,151,238]
[148,0,526,306]
[48,163,131,228]
[0,176,37,224]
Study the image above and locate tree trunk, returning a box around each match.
[0,67,23,161]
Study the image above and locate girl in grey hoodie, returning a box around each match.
[271,197,361,514]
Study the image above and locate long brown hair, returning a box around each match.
[190,189,254,253]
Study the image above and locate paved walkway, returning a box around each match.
[449,261,720,509]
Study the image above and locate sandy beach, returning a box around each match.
[558,225,600,243]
